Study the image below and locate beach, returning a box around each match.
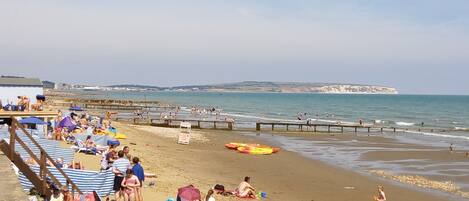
[1,91,467,200]
[103,121,453,201]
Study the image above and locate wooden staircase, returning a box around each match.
[0,116,81,198]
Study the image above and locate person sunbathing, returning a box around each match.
[46,157,65,168]
[69,160,84,170]
[84,135,108,154]
[234,176,256,199]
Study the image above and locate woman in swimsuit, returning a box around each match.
[121,169,141,201]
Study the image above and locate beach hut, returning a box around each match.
[178,122,192,145]
[0,77,43,106]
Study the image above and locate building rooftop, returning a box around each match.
[0,77,43,87]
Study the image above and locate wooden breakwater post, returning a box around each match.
[256,122,373,133]
[140,118,234,130]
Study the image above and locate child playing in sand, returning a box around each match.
[373,185,386,201]
[234,176,256,199]
[205,189,215,201]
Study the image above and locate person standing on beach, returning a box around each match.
[450,143,454,153]
[132,157,145,201]
[113,150,131,201]
[123,146,133,161]
[373,185,386,201]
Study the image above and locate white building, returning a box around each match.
[0,77,44,105]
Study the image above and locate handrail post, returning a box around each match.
[40,150,47,195]
[9,117,16,161]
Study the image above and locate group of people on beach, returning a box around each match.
[0,95,45,112]
[20,106,150,201]
[110,147,145,201]
[188,176,258,201]
[190,106,222,119]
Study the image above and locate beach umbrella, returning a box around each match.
[58,116,76,130]
[19,117,47,135]
[177,185,201,201]
[19,117,46,125]
[69,106,84,111]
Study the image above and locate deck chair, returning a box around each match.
[73,139,97,155]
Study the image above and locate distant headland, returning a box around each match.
[61,81,398,94]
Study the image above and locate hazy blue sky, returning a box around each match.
[1,1,468,94]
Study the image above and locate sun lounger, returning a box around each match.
[73,139,97,155]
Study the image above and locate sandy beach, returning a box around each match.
[90,121,452,201]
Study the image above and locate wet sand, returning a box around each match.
[100,122,451,201]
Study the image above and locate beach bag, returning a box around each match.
[107,140,120,146]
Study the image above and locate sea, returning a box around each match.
[82,91,469,198]
[97,91,469,131]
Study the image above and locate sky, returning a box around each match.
[1,0,469,94]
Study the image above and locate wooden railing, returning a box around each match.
[7,118,82,196]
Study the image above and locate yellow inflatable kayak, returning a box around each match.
[225,142,248,149]
[237,146,272,155]
[226,142,280,155]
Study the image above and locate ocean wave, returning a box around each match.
[395,121,416,126]
[220,112,298,122]
[454,127,469,131]
[219,112,357,125]
[404,130,469,140]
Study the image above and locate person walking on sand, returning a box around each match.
[450,143,454,153]
[373,185,386,201]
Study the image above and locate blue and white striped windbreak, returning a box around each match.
[0,130,75,164]
[19,166,115,197]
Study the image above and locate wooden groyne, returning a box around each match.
[255,121,450,133]
[256,122,372,133]
[117,117,234,130]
